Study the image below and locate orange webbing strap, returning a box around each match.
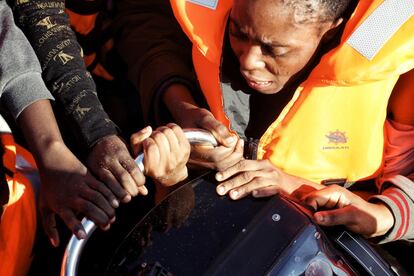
[65,9,98,36]
[0,134,37,276]
[65,8,114,80]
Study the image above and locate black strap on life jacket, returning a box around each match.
[244,138,259,160]
[65,0,106,15]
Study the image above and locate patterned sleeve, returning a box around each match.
[7,0,119,151]
[369,120,414,243]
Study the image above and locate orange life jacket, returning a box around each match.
[170,0,414,184]
[0,119,37,276]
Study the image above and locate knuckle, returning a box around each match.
[90,192,102,204]
[167,161,177,172]
[168,123,181,133]
[145,139,157,151]
[109,183,126,198]
[241,171,252,182]
[199,110,213,123]
[227,179,237,189]
[102,156,113,166]
[216,124,228,136]
[121,159,136,172]
[162,126,174,136]
[97,168,110,180]
[107,207,115,218]
[235,160,247,171]
[82,201,96,214]
[118,170,130,182]
[156,127,170,137]
[152,131,163,140]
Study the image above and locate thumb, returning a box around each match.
[130,126,152,156]
[41,211,60,247]
[313,206,355,227]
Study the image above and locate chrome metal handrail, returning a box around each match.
[61,129,217,276]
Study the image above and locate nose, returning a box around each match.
[239,45,265,71]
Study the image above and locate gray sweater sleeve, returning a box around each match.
[0,2,53,119]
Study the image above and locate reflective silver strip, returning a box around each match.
[187,0,218,10]
[347,0,414,60]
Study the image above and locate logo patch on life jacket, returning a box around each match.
[325,130,347,144]
[187,0,218,10]
[323,130,349,150]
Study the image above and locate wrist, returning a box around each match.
[155,166,188,187]
[162,83,199,125]
[30,135,64,165]
[36,140,84,173]
[372,202,395,237]
[285,173,324,198]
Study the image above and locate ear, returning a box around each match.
[320,18,344,41]
[330,18,344,29]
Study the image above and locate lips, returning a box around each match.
[246,79,273,89]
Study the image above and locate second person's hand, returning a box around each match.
[87,134,150,202]
[131,123,191,187]
[162,83,244,172]
[179,106,244,171]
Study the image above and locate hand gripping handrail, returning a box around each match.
[61,129,218,276]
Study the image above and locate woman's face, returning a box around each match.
[230,0,337,94]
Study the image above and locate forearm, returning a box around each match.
[286,174,325,198]
[16,99,67,168]
[370,119,414,242]
[113,0,197,125]
[9,0,119,149]
[369,181,414,243]
[162,83,200,126]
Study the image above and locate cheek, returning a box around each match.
[275,46,319,78]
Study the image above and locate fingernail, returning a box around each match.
[252,190,258,197]
[123,194,131,203]
[102,224,111,231]
[77,230,87,239]
[112,199,119,208]
[143,126,151,132]
[140,186,148,196]
[50,238,58,247]
[215,173,222,181]
[231,190,239,199]
[217,186,225,195]
[110,216,116,224]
